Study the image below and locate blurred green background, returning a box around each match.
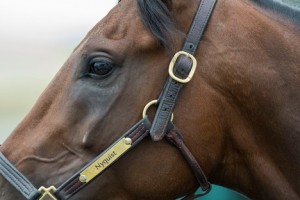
[0,0,298,199]
[283,0,300,7]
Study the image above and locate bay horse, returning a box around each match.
[1,0,299,199]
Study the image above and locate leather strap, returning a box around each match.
[181,190,212,200]
[150,0,217,141]
[184,0,217,55]
[165,123,211,192]
[0,153,40,200]
[55,118,151,200]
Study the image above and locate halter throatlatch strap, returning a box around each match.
[150,0,217,141]
[0,153,40,200]
[166,123,211,192]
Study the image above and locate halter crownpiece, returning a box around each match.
[0,0,217,199]
[150,0,217,141]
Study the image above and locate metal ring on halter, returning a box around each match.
[142,100,174,121]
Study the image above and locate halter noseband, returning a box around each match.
[0,0,216,199]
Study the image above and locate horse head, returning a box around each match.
[1,0,299,199]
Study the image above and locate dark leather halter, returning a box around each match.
[0,0,217,199]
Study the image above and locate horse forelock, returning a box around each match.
[251,0,300,26]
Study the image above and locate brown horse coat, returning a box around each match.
[1,0,299,199]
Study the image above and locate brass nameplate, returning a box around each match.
[80,138,131,183]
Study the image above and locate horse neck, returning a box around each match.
[201,0,300,199]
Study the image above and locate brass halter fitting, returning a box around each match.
[168,51,197,83]
[38,186,57,200]
[142,100,174,121]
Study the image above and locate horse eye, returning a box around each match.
[89,59,115,77]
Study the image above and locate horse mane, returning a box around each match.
[251,0,300,25]
[135,0,299,51]
[136,0,300,52]
[136,0,178,52]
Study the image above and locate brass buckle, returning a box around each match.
[38,186,57,200]
[168,51,197,83]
